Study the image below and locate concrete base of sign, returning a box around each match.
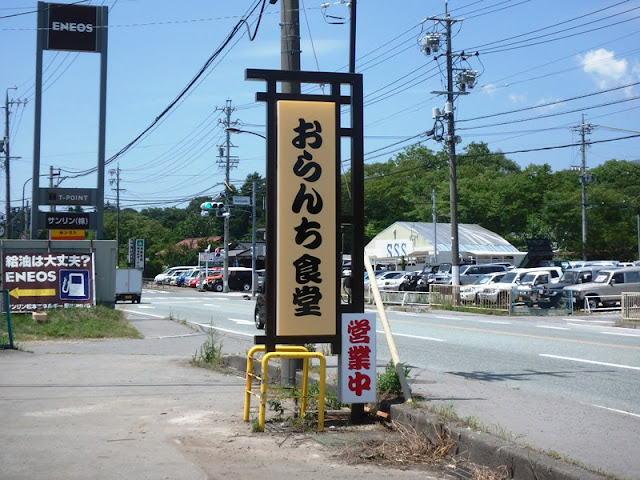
[32,311,48,323]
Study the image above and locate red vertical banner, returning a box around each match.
[339,313,377,403]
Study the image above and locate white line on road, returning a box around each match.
[396,312,421,316]
[540,354,640,371]
[590,404,640,419]
[537,325,570,331]
[229,318,254,326]
[567,323,613,329]
[119,309,165,318]
[377,330,445,342]
[564,318,613,324]
[477,320,511,325]
[600,331,640,338]
[195,323,254,338]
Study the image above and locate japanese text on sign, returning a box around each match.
[339,313,377,403]
[276,101,336,337]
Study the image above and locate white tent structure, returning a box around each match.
[365,221,525,268]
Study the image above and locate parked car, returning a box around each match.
[377,271,407,291]
[363,270,385,291]
[459,271,506,303]
[435,263,508,285]
[398,271,422,291]
[564,266,640,310]
[477,267,562,304]
[202,267,254,292]
[153,266,193,285]
[533,266,612,309]
[515,270,556,307]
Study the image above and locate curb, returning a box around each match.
[222,353,607,480]
[389,404,607,480]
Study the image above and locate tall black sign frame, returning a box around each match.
[247,69,364,353]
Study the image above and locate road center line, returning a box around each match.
[539,354,640,371]
[119,309,165,318]
[377,330,445,342]
[590,404,640,418]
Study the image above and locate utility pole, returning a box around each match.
[109,165,123,265]
[432,189,438,263]
[574,115,593,262]
[217,100,238,293]
[48,166,61,213]
[4,87,25,239]
[280,0,302,387]
[422,2,477,285]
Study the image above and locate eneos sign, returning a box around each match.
[3,252,95,312]
[46,3,99,53]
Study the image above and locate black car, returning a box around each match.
[254,284,266,329]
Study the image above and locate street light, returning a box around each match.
[225,127,266,140]
[226,126,264,298]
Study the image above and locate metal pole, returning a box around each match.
[251,180,257,298]
[96,6,108,240]
[637,214,639,261]
[348,0,357,73]
[31,2,46,239]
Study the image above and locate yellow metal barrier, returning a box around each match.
[243,345,326,432]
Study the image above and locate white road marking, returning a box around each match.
[435,315,460,320]
[564,318,613,324]
[119,309,164,318]
[590,404,640,419]
[396,312,420,316]
[540,354,640,371]
[377,330,445,342]
[195,323,254,338]
[478,320,511,325]
[567,323,611,329]
[229,318,254,326]
[600,331,640,338]
[537,325,570,331]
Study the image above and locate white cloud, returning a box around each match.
[508,93,526,104]
[579,48,629,90]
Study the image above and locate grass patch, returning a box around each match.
[191,323,224,370]
[1,306,141,342]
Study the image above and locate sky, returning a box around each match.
[2,0,640,216]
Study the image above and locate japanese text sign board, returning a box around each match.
[45,3,99,53]
[3,252,95,312]
[134,239,145,270]
[50,229,86,241]
[39,211,96,230]
[276,100,337,337]
[339,313,377,403]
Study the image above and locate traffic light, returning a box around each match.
[200,201,225,217]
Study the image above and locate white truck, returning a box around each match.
[115,268,143,304]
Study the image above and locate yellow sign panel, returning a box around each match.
[50,229,85,240]
[276,100,337,336]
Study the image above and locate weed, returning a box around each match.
[191,323,223,369]
[470,465,510,480]
[376,360,411,396]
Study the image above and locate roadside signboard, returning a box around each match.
[46,3,100,53]
[39,211,96,230]
[50,229,86,240]
[134,239,145,270]
[276,100,337,337]
[232,196,251,206]
[39,187,98,206]
[3,251,95,312]
[339,313,377,403]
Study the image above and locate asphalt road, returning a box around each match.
[120,287,640,479]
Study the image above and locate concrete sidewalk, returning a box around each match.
[0,311,450,480]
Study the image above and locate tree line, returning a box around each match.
[103,143,640,276]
